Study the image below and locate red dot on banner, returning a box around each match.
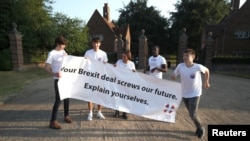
[166,104,169,108]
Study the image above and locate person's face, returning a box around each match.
[122,53,128,63]
[92,41,101,51]
[152,47,159,56]
[183,53,195,63]
[57,43,66,50]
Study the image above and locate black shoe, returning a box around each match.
[122,112,128,119]
[114,111,119,118]
[195,128,199,135]
[196,127,205,138]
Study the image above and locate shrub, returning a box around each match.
[0,49,13,71]
[212,56,250,64]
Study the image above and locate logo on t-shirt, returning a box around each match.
[190,73,195,79]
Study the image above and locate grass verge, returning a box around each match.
[0,67,50,101]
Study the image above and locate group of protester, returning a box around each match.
[44,36,210,139]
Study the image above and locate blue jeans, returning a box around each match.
[182,96,202,128]
[50,79,69,121]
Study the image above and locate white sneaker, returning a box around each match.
[97,112,105,119]
[87,113,93,121]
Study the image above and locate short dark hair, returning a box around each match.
[184,48,195,55]
[122,49,132,60]
[55,36,67,46]
[152,45,159,50]
[92,37,101,43]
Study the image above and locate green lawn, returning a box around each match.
[0,67,50,101]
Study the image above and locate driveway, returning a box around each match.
[0,70,250,141]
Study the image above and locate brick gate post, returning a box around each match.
[8,22,23,71]
[117,34,124,61]
[138,29,148,69]
[177,28,188,65]
[205,32,214,70]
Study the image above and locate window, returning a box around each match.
[234,30,250,39]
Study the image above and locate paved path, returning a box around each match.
[0,70,250,141]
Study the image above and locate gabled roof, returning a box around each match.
[87,10,115,33]
[113,24,130,39]
[87,9,130,38]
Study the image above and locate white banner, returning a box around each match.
[58,55,182,123]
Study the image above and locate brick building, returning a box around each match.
[87,3,131,55]
[202,0,250,57]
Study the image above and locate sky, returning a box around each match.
[51,0,247,22]
[51,0,177,22]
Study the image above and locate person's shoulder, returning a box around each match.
[158,54,165,58]
[48,49,55,53]
[177,63,185,67]
[194,63,204,67]
[99,49,107,54]
[128,60,135,64]
[85,49,94,54]
[194,63,208,69]
[159,55,166,61]
[86,49,93,52]
[117,59,123,63]
[48,49,57,55]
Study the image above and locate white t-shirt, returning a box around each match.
[46,49,67,79]
[84,49,108,62]
[116,59,136,71]
[172,63,208,98]
[148,55,166,79]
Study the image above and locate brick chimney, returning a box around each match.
[103,3,110,22]
[231,0,240,11]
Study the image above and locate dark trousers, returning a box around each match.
[50,79,69,121]
[182,96,202,128]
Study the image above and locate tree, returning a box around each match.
[0,0,55,66]
[0,0,89,64]
[53,13,89,55]
[117,0,170,56]
[168,0,230,52]
[0,1,9,49]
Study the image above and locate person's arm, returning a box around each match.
[131,62,136,72]
[203,68,210,89]
[150,57,168,73]
[152,64,167,73]
[44,63,61,78]
[171,73,177,80]
[144,63,149,73]
[103,53,108,64]
[171,65,179,80]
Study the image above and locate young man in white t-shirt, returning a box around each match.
[45,36,73,129]
[171,48,210,138]
[84,37,108,121]
[144,45,167,79]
